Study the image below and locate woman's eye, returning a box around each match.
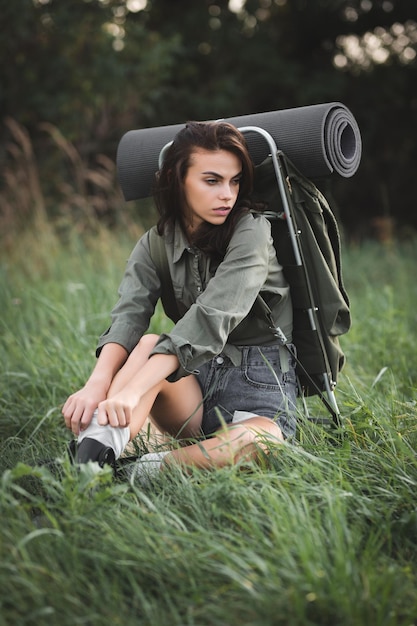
[204,177,240,186]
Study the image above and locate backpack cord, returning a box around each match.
[268,320,340,425]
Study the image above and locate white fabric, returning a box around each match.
[232,410,259,423]
[129,451,170,487]
[77,410,130,459]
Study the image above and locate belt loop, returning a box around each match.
[279,344,290,373]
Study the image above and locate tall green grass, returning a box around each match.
[1,229,417,625]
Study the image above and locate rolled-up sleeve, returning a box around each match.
[151,214,281,380]
[96,232,160,356]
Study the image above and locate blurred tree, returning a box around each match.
[123,0,417,234]
[1,0,417,235]
[1,0,181,148]
[328,0,417,236]
[3,0,117,142]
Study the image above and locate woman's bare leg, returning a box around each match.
[163,416,284,470]
[87,335,282,469]
[106,334,204,441]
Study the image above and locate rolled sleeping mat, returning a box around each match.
[117,101,362,201]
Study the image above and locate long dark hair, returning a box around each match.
[154,121,254,262]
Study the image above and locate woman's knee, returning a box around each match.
[231,416,284,443]
[209,417,282,465]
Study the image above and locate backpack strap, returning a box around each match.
[148,227,181,323]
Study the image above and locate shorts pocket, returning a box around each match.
[243,347,297,390]
[243,358,284,390]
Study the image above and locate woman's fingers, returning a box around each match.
[62,390,104,434]
[97,400,132,428]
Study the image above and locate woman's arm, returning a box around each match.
[96,352,180,429]
[96,230,161,356]
[63,230,162,435]
[62,342,128,434]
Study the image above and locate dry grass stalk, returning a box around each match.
[0,118,139,246]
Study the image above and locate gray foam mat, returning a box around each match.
[117,102,362,201]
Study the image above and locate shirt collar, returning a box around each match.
[172,221,192,263]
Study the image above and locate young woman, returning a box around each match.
[62,121,297,481]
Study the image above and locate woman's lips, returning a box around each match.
[213,207,232,216]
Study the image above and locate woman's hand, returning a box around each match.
[62,380,109,435]
[62,342,129,435]
[96,391,139,429]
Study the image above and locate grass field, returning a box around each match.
[1,226,417,625]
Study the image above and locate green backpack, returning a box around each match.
[149,151,351,423]
[251,152,351,401]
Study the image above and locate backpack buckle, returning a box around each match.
[271,326,288,346]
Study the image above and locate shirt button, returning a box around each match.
[216,356,224,364]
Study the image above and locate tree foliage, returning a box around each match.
[1,0,417,236]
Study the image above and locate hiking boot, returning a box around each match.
[69,437,116,468]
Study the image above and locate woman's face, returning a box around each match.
[182,148,242,233]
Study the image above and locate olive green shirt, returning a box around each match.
[97,212,292,381]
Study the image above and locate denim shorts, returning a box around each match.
[195,344,297,439]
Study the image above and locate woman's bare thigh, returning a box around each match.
[150,373,204,438]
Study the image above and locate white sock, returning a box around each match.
[77,410,130,459]
[130,451,171,487]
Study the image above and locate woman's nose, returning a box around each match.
[219,183,233,200]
